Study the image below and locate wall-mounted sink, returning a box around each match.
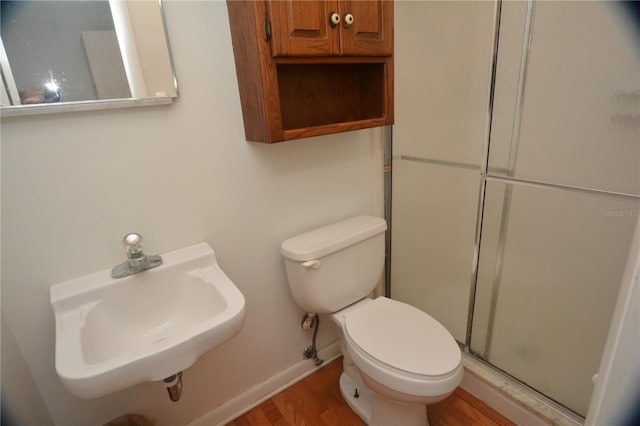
[50,242,245,399]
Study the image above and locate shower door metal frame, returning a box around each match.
[464,0,506,351]
[468,0,536,357]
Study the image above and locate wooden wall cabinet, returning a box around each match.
[268,0,392,57]
[227,0,394,143]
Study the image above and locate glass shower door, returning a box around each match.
[470,0,639,417]
[390,0,496,342]
[391,0,640,419]
[472,180,638,415]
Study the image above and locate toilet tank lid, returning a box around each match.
[281,216,387,261]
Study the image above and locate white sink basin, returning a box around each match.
[50,242,245,399]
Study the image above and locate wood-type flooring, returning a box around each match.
[227,357,516,426]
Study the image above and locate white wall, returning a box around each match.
[1,313,53,425]
[0,2,379,425]
[586,219,640,425]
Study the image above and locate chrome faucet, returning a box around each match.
[111,233,163,278]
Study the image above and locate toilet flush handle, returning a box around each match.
[302,260,321,269]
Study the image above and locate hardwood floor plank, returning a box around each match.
[319,405,366,426]
[272,379,330,425]
[302,360,345,403]
[227,357,516,426]
[429,394,480,425]
[452,397,501,426]
[243,399,290,426]
[454,388,516,426]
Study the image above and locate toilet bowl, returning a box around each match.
[332,297,463,425]
[281,216,463,425]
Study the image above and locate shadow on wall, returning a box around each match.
[1,313,54,425]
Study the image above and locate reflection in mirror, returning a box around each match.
[1,0,177,114]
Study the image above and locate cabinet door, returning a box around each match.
[339,0,393,56]
[268,0,340,56]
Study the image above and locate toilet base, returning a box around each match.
[339,368,429,426]
[370,394,428,426]
[339,368,373,423]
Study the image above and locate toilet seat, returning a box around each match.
[343,297,463,397]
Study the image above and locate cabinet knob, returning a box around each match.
[329,12,341,28]
[343,13,354,28]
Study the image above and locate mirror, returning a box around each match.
[1,0,178,116]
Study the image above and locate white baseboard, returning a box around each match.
[189,341,341,426]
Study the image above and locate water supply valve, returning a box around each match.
[301,313,323,366]
[302,313,317,330]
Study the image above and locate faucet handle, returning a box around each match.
[123,233,144,256]
[112,233,162,278]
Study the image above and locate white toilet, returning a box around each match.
[281,216,463,426]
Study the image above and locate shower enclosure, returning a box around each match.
[390,0,639,418]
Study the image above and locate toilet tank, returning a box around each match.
[281,216,387,314]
